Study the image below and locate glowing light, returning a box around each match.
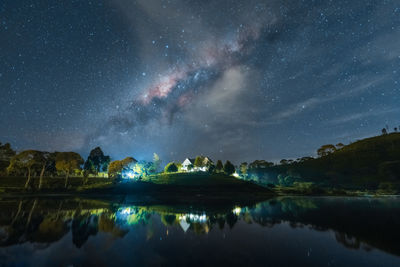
[178,213,207,222]
[118,207,136,215]
[125,171,137,179]
[233,207,241,215]
[233,172,240,178]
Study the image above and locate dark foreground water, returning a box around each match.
[0,196,399,266]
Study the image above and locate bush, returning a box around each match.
[223,161,235,175]
[164,162,178,173]
[278,175,296,186]
[377,182,398,195]
[292,182,323,194]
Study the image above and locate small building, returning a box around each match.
[182,156,214,172]
[181,158,195,172]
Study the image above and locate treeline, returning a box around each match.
[1,129,399,192]
[238,132,400,193]
[163,156,236,175]
[0,144,154,189]
[0,144,109,188]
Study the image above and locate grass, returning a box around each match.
[255,133,400,190]
[0,176,110,191]
[0,172,274,200]
[142,172,249,186]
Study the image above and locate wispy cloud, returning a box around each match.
[267,74,390,123]
[328,108,400,125]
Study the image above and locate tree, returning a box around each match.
[194,156,205,167]
[223,161,235,175]
[121,157,137,169]
[0,142,16,160]
[164,162,178,173]
[175,162,183,171]
[38,152,56,190]
[317,144,336,157]
[55,152,84,188]
[108,157,137,179]
[131,160,153,178]
[239,162,248,177]
[0,142,16,175]
[248,160,274,169]
[147,153,161,174]
[336,143,345,149]
[8,150,46,189]
[108,160,123,179]
[280,159,288,165]
[298,156,314,163]
[153,153,161,172]
[83,147,110,176]
[382,128,388,135]
[278,174,296,186]
[394,127,398,133]
[215,160,223,172]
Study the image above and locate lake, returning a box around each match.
[0,196,399,266]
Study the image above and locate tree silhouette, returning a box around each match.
[239,162,248,177]
[317,144,337,157]
[55,152,84,188]
[336,143,345,149]
[164,162,178,173]
[108,157,137,179]
[8,150,47,188]
[84,147,110,176]
[194,156,205,167]
[223,160,235,175]
[215,160,223,172]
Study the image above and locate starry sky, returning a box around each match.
[1,0,399,163]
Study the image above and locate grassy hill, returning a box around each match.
[76,172,274,201]
[262,133,400,190]
[0,172,273,200]
[143,172,250,186]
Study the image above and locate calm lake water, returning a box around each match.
[0,196,399,266]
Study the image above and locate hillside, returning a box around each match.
[143,172,249,186]
[260,133,400,189]
[77,172,274,203]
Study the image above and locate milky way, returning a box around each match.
[1,0,399,163]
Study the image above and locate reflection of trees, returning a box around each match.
[71,211,99,248]
[33,217,68,243]
[246,197,400,256]
[225,212,238,229]
[335,232,361,249]
[0,197,400,257]
[98,213,128,238]
[161,214,176,226]
[0,199,120,248]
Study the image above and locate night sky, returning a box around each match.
[1,0,399,163]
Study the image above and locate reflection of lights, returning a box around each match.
[233,207,241,215]
[119,207,134,215]
[124,171,137,179]
[116,207,136,219]
[178,213,207,222]
[115,206,145,225]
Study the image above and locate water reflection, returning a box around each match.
[0,197,399,266]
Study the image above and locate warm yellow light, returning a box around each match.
[233,207,241,215]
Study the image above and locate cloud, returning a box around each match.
[87,1,279,148]
[266,73,391,123]
[328,108,400,125]
[82,0,399,163]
